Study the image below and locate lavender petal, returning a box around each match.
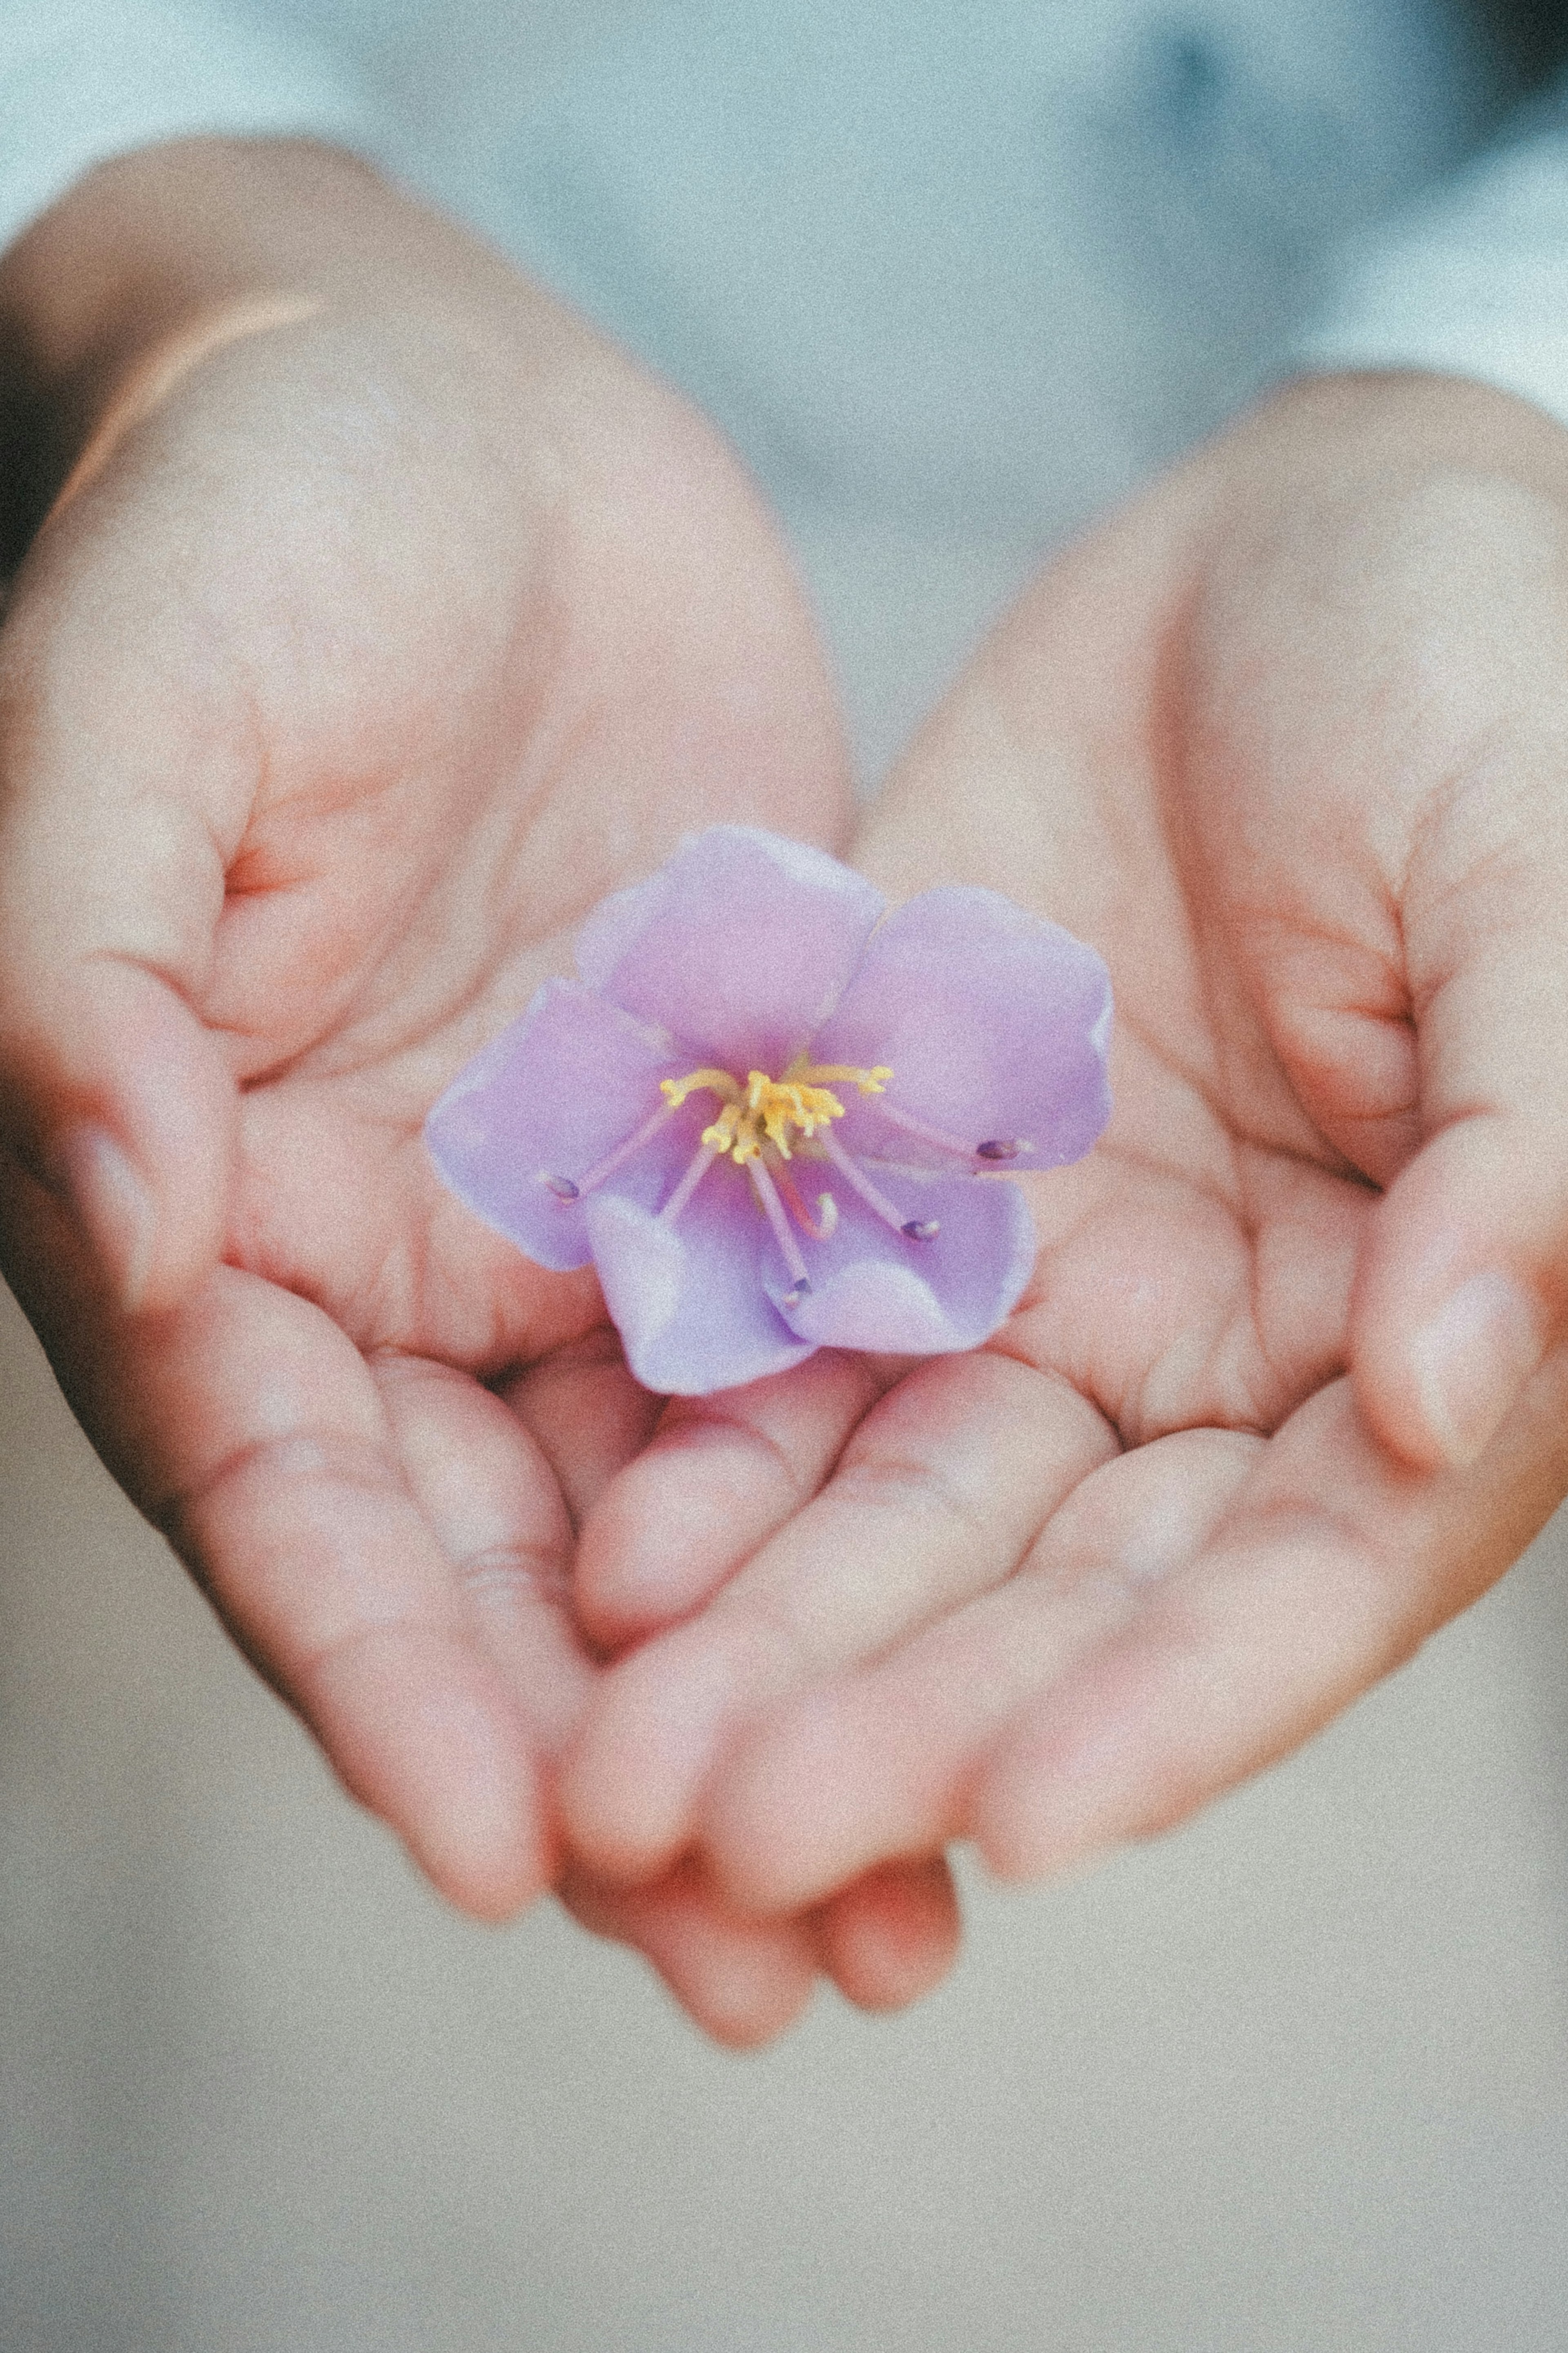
[423,979,691,1272]
[574,826,886,1073]
[811,885,1111,1172]
[586,1167,817,1395]
[766,1172,1035,1355]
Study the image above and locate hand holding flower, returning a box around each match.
[558,372,1568,1936]
[0,139,963,2042]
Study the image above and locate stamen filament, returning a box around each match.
[796,1063,892,1095]
[772,1158,838,1241]
[658,1139,722,1227]
[546,1058,947,1245]
[817,1128,935,1240]
[874,1100,1030,1164]
[873,1100,982,1158]
[748,1157,811,1290]
[546,1098,675,1202]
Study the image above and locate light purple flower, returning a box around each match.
[425,827,1111,1395]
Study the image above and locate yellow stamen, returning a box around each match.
[700,1100,747,1158]
[660,1068,742,1111]
[660,1058,892,1166]
[796,1064,893,1095]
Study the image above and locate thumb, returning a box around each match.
[1350,794,1568,1472]
[0,569,241,1313]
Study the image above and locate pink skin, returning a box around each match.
[0,139,959,2045]
[562,372,1568,1941]
[11,146,1568,2047]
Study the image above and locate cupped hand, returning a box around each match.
[0,141,959,2041]
[560,370,1568,1925]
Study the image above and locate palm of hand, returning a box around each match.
[561,395,1568,1921]
[1,310,965,2040]
[13,311,1568,2043]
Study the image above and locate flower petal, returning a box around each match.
[766,1172,1035,1355]
[809,887,1111,1171]
[424,980,689,1272]
[587,1172,816,1395]
[574,826,886,1072]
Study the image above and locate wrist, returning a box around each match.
[0,138,506,553]
[0,138,388,399]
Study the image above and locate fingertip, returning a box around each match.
[561,1864,820,2049]
[969,1675,1152,1887]
[312,1636,553,1923]
[36,971,235,1316]
[575,1356,886,1651]
[559,1625,746,1885]
[1360,1264,1546,1471]
[573,1461,708,1651]
[1350,1127,1555,1471]
[399,1763,555,1928]
[397,1755,554,1927]
[971,1755,1120,1887]
[817,1858,962,2014]
[574,1418,803,1652]
[56,1121,158,1310]
[971,1615,1267,1887]
[678,1938,819,2051]
[706,1698,875,1915]
[706,1675,964,1918]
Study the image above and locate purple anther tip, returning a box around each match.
[976,1140,1021,1161]
[783,1280,813,1308]
[543,1173,581,1200]
[902,1219,941,1240]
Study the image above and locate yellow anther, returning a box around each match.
[661,1068,742,1112]
[663,1057,894,1168]
[699,1100,746,1157]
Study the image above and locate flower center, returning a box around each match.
[539,1049,1033,1303]
[659,1060,892,1166]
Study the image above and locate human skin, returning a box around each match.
[561,371,1568,1936]
[10,141,1568,2048]
[0,138,960,2045]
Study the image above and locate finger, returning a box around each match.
[574,1349,894,1648]
[1352,809,1568,1467]
[5,1180,549,1920]
[975,1358,1568,1882]
[154,1283,551,1919]
[499,1328,664,1534]
[813,1856,962,2014]
[372,1354,587,1751]
[376,1349,839,2038]
[702,1430,1256,1911]
[0,533,245,1310]
[561,1351,1116,1882]
[561,1859,819,2050]
[1183,479,1568,1474]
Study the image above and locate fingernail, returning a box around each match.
[1410,1271,1544,1468]
[58,1123,156,1311]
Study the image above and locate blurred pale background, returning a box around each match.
[8,0,1568,2343]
